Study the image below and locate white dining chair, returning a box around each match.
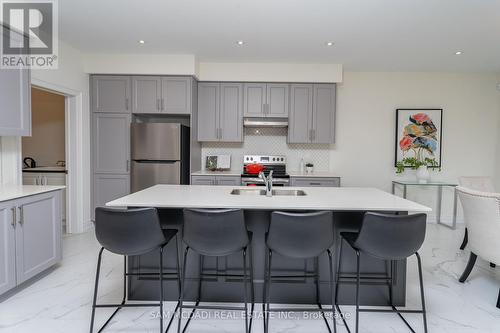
[456,186,500,308]
[457,177,496,251]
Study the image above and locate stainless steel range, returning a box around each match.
[241,155,289,186]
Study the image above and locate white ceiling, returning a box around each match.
[59,0,500,72]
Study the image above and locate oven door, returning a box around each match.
[241,177,289,187]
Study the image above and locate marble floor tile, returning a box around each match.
[0,224,499,333]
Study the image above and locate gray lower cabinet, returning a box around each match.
[0,190,63,296]
[243,83,289,118]
[92,113,131,174]
[91,76,131,113]
[290,177,340,187]
[288,84,336,144]
[197,82,243,142]
[191,175,241,186]
[93,174,130,212]
[0,201,16,295]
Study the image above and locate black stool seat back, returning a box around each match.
[183,208,249,256]
[351,212,426,260]
[95,207,166,256]
[267,211,334,259]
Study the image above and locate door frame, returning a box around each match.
[28,78,88,234]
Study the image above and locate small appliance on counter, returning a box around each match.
[241,155,289,186]
[23,157,37,169]
[205,154,231,171]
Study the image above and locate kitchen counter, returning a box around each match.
[191,170,242,176]
[108,184,429,307]
[288,170,341,178]
[0,185,66,203]
[106,185,431,306]
[107,184,430,212]
[22,166,67,173]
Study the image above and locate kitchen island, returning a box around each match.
[106,185,431,306]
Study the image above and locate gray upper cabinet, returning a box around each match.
[312,84,336,143]
[92,113,131,174]
[92,76,131,113]
[219,83,243,142]
[288,84,336,144]
[288,84,313,143]
[0,65,31,136]
[132,76,162,114]
[15,191,62,284]
[0,27,31,136]
[161,77,192,114]
[243,83,266,117]
[197,83,219,142]
[130,76,192,114]
[197,82,243,142]
[243,83,288,118]
[267,84,289,117]
[0,201,16,295]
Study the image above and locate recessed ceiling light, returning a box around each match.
[326,42,334,46]
[138,40,145,44]
[455,51,462,55]
[236,40,245,45]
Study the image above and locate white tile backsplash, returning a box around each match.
[201,128,332,171]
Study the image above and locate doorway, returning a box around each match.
[21,87,68,231]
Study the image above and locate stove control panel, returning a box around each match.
[243,155,286,165]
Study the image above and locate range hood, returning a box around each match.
[243,117,288,128]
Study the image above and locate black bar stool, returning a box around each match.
[264,211,336,333]
[336,212,428,333]
[90,207,181,333]
[179,208,254,333]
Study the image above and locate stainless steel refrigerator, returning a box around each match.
[131,123,190,192]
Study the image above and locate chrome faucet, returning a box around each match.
[259,170,273,197]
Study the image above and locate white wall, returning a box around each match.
[198,62,343,82]
[332,72,500,221]
[495,79,500,190]
[83,54,197,75]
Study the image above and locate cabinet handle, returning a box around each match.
[35,176,38,185]
[126,98,129,110]
[219,128,223,140]
[18,206,23,225]
[157,99,160,110]
[309,129,312,142]
[43,176,47,185]
[310,182,321,186]
[312,129,316,141]
[126,160,130,172]
[11,207,16,227]
[161,98,165,111]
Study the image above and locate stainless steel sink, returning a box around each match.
[272,189,307,196]
[230,189,306,196]
[230,189,266,196]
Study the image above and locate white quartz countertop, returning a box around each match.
[106,185,431,212]
[0,185,66,202]
[288,171,341,178]
[22,166,67,173]
[191,170,242,176]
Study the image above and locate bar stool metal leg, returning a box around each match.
[416,252,428,333]
[248,242,255,332]
[355,250,360,333]
[178,247,189,333]
[89,247,104,333]
[242,248,249,333]
[264,249,272,333]
[159,247,164,333]
[327,249,337,333]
